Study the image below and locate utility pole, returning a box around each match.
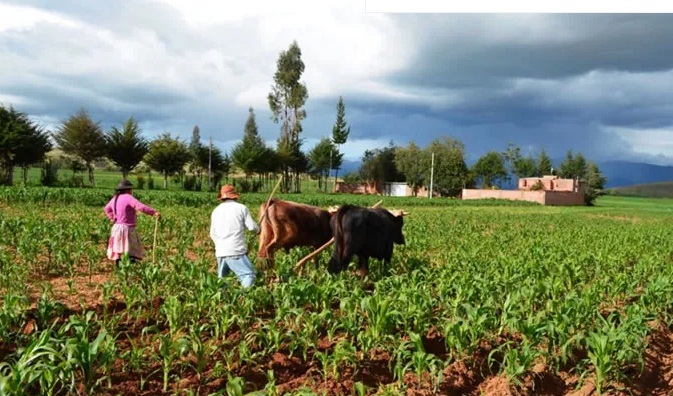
[429,152,435,199]
[208,135,212,191]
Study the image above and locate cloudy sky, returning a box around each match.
[2,1,673,166]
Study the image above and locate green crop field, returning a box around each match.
[10,166,338,193]
[1,187,673,395]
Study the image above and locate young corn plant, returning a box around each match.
[59,312,117,395]
[360,294,402,340]
[390,338,414,387]
[154,331,190,392]
[408,332,444,392]
[120,335,145,375]
[160,295,187,337]
[0,328,66,395]
[0,293,29,343]
[184,324,217,389]
[34,291,66,331]
[331,338,359,380]
[500,340,541,386]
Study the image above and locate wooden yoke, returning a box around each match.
[293,199,383,272]
[258,174,284,227]
[254,174,284,271]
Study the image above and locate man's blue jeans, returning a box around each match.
[217,255,256,288]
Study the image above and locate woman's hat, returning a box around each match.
[217,184,240,200]
[116,179,134,191]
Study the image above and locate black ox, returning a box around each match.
[327,204,407,277]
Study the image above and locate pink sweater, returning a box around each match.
[104,193,157,227]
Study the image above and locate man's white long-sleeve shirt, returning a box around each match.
[210,200,259,257]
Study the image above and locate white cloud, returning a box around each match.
[142,0,416,112]
[0,0,421,139]
[0,3,79,33]
[340,138,391,160]
[509,69,673,109]
[604,125,673,160]
[148,0,339,26]
[0,94,27,106]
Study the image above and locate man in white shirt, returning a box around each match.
[209,184,260,288]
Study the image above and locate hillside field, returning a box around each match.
[2,188,673,395]
[607,181,673,199]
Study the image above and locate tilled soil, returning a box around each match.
[6,269,673,396]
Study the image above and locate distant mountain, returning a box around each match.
[328,158,673,188]
[596,160,673,188]
[501,160,673,189]
[607,181,673,198]
[327,159,360,178]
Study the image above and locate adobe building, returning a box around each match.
[461,175,588,205]
[334,181,382,195]
[334,181,440,197]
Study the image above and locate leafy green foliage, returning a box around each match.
[394,142,429,195]
[584,160,607,206]
[276,133,308,192]
[331,96,350,183]
[537,148,553,176]
[105,117,149,179]
[40,160,59,187]
[0,104,52,185]
[268,40,309,193]
[209,146,231,191]
[502,143,538,178]
[307,137,336,191]
[144,133,190,189]
[472,150,509,188]
[558,150,588,179]
[425,137,471,196]
[231,107,268,177]
[52,108,107,187]
[359,142,403,186]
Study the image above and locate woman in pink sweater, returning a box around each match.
[104,179,161,266]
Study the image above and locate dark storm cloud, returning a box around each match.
[391,14,673,86]
[2,4,673,164]
[337,13,673,163]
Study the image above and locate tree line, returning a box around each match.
[1,40,352,193]
[347,140,606,204]
[1,39,606,201]
[0,104,230,190]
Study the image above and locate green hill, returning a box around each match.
[606,181,673,198]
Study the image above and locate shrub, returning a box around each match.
[136,175,146,190]
[234,179,263,193]
[64,175,84,188]
[183,175,201,191]
[40,160,59,187]
[529,180,545,191]
[342,172,362,183]
[584,188,604,206]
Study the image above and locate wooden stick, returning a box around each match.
[258,174,284,226]
[293,199,383,271]
[152,215,159,263]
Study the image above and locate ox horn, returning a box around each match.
[388,209,409,217]
[294,199,384,272]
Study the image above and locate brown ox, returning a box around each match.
[257,199,335,268]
